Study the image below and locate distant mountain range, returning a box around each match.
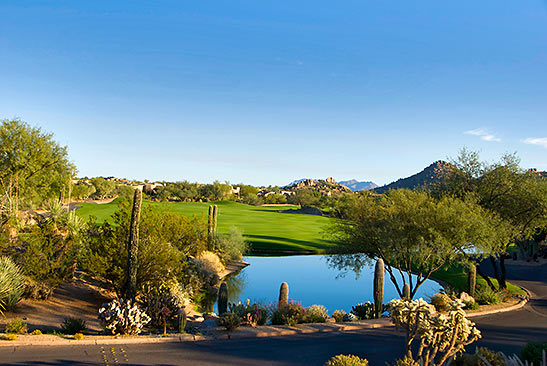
[374,160,454,194]
[337,179,378,192]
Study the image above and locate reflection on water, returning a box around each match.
[221,255,441,313]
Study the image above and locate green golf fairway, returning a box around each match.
[75,199,336,253]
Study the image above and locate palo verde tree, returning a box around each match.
[435,149,547,289]
[329,189,508,299]
[0,119,75,211]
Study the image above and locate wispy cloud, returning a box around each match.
[464,128,501,142]
[523,137,547,149]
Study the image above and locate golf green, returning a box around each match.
[75,199,336,253]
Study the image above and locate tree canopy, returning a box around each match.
[0,119,74,210]
[329,189,509,298]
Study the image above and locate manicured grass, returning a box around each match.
[432,263,526,296]
[75,200,336,253]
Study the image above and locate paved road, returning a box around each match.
[1,262,545,365]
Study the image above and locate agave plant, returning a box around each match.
[0,256,25,313]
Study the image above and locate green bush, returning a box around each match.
[60,317,87,334]
[454,347,504,366]
[4,318,27,334]
[73,333,84,340]
[217,312,241,331]
[271,301,306,326]
[0,256,25,312]
[332,310,346,323]
[430,293,451,312]
[303,305,329,323]
[521,341,547,365]
[475,286,502,305]
[141,282,188,329]
[30,329,42,335]
[463,300,480,310]
[214,227,248,263]
[351,302,374,320]
[394,356,420,366]
[325,354,369,366]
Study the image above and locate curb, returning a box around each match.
[466,297,528,318]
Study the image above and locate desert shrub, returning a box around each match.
[332,310,347,323]
[20,219,80,299]
[73,333,84,340]
[351,302,374,320]
[271,301,306,326]
[325,354,369,366]
[30,329,42,335]
[60,317,87,334]
[214,227,248,263]
[81,203,207,296]
[0,256,25,312]
[304,305,329,323]
[454,347,504,366]
[141,282,188,329]
[430,293,451,312]
[2,334,18,341]
[464,301,480,310]
[98,298,151,335]
[217,312,241,331]
[475,286,503,305]
[521,341,547,365]
[5,318,27,334]
[197,251,224,275]
[394,356,420,366]
[229,301,268,326]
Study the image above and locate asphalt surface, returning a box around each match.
[1,262,545,365]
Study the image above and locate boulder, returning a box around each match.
[459,292,475,303]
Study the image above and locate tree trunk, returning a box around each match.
[490,257,500,285]
[476,264,496,290]
[499,256,507,289]
[125,188,142,300]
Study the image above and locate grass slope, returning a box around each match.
[76,200,336,253]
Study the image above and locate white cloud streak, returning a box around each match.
[464,128,501,142]
[523,137,547,148]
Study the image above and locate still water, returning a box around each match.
[222,255,441,313]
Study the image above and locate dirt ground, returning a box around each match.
[1,277,114,333]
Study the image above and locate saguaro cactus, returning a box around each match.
[212,205,218,234]
[208,205,214,238]
[403,283,411,300]
[218,282,228,315]
[177,309,187,333]
[373,258,384,318]
[279,282,289,305]
[468,264,477,298]
[125,188,142,300]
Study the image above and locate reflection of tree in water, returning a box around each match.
[225,271,248,303]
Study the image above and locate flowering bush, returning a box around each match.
[387,298,481,366]
[270,300,306,326]
[98,298,151,335]
[229,301,268,326]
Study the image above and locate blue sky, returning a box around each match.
[1,1,546,186]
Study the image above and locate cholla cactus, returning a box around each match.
[98,298,151,335]
[387,298,481,366]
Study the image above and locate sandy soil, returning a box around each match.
[1,277,114,333]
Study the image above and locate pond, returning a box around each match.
[220,255,441,313]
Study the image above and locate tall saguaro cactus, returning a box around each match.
[403,283,411,300]
[212,205,218,234]
[125,188,142,301]
[208,205,214,239]
[373,258,384,318]
[218,282,228,315]
[468,264,477,298]
[279,282,289,305]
